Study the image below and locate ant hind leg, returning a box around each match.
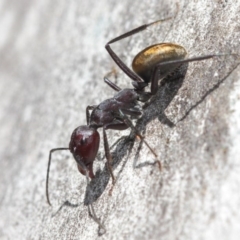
[105,18,174,83]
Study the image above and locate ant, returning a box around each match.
[46,18,237,234]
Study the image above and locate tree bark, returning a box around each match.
[0,0,240,239]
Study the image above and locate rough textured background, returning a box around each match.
[0,0,240,239]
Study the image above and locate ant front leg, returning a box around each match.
[102,120,130,184]
[77,164,106,235]
[105,19,172,83]
[103,127,115,184]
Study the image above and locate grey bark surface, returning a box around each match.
[0,0,240,239]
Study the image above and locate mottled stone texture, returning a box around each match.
[0,0,240,239]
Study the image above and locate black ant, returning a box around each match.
[46,18,237,234]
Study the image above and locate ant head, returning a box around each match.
[69,125,100,179]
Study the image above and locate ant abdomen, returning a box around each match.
[132,43,187,82]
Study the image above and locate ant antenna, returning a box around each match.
[46,148,69,206]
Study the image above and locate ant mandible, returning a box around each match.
[46,19,233,207]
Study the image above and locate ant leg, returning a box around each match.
[86,105,96,125]
[46,147,69,206]
[88,204,106,235]
[105,18,172,83]
[103,127,115,184]
[118,109,158,159]
[104,77,121,92]
[78,165,106,234]
[149,53,238,95]
[118,110,162,171]
[104,69,121,92]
